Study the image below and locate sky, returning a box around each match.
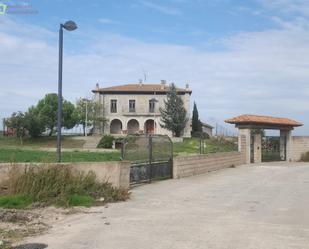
[1,0,309,134]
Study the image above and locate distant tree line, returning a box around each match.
[5,93,105,144]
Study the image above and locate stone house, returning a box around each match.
[92,81,192,137]
[201,122,214,137]
[189,120,214,137]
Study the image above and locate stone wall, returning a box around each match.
[173,151,243,179]
[95,90,192,137]
[291,136,309,161]
[173,134,247,179]
[0,161,131,189]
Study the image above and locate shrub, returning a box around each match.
[97,135,115,149]
[5,165,129,208]
[300,151,309,162]
[191,131,210,139]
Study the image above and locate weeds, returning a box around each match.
[300,151,309,162]
[1,165,129,208]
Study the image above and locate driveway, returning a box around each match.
[25,163,309,249]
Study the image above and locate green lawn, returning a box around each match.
[173,137,238,155]
[0,136,238,162]
[0,148,120,163]
[0,135,85,149]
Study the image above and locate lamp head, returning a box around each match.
[62,21,77,31]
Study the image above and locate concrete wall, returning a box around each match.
[173,133,247,179]
[173,151,243,179]
[291,136,309,161]
[0,161,131,189]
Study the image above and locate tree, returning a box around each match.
[74,98,108,136]
[6,112,27,145]
[192,102,202,134]
[35,93,77,136]
[159,83,188,137]
[24,106,44,138]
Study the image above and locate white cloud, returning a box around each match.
[1,16,309,134]
[257,0,309,17]
[138,0,182,15]
[98,18,119,24]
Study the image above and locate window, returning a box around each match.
[149,100,155,113]
[129,100,135,112]
[111,99,117,113]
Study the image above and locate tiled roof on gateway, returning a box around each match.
[225,114,303,127]
[92,83,192,94]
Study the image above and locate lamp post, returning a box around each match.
[57,20,77,163]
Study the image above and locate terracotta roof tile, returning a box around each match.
[225,114,302,127]
[92,83,192,94]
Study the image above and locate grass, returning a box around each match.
[0,195,33,209]
[0,135,85,149]
[0,165,129,209]
[66,194,95,207]
[173,137,238,155]
[0,148,120,163]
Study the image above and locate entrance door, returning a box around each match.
[262,136,285,162]
[250,134,255,163]
[145,120,155,134]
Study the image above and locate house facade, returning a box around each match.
[92,81,192,137]
[201,122,214,137]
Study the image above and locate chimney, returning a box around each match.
[160,80,166,89]
[96,82,100,90]
[186,83,189,89]
[138,79,143,87]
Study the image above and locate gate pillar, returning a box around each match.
[238,128,251,164]
[280,130,292,162]
[253,133,262,163]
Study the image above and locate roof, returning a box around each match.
[92,83,192,94]
[225,114,303,127]
[201,122,214,129]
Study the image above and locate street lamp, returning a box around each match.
[57,20,77,163]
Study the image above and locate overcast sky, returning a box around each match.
[1,0,309,134]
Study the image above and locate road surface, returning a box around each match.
[24,163,309,249]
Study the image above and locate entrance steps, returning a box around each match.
[82,136,101,149]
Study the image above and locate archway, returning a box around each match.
[110,119,122,134]
[127,119,140,134]
[144,119,156,134]
[225,114,303,164]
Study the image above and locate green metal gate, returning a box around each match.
[121,135,173,185]
[262,136,286,162]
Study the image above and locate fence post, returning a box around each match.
[149,135,153,182]
[121,140,125,160]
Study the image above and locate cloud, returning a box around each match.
[257,0,309,17]
[98,18,119,25]
[1,16,309,134]
[138,0,182,16]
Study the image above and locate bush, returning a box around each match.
[300,151,309,162]
[4,165,129,208]
[97,135,115,148]
[191,131,210,139]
